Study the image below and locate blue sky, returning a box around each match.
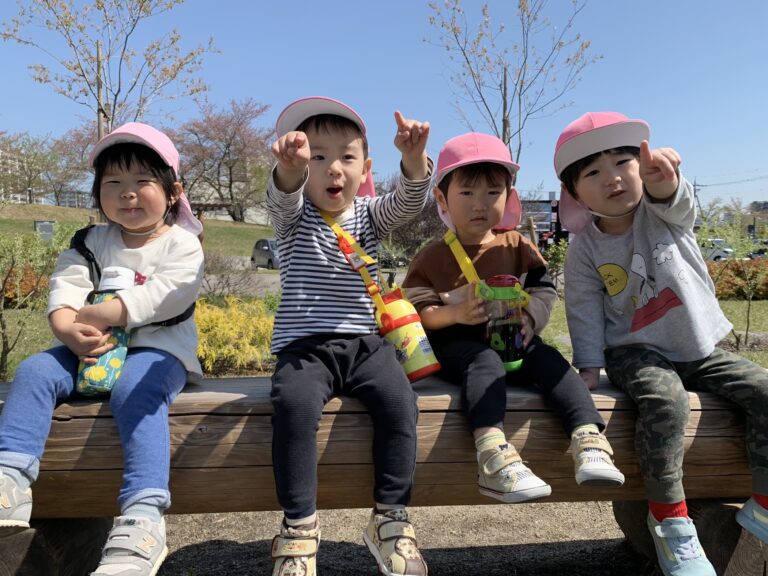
[1,1,767,205]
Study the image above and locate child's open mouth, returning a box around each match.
[326,187,343,198]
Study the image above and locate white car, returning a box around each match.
[700,238,734,261]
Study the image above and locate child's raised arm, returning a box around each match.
[271,130,310,192]
[393,111,429,181]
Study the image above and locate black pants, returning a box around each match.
[430,326,604,436]
[271,333,419,519]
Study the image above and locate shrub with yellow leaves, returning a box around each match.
[196,297,275,375]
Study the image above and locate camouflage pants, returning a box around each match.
[605,346,768,503]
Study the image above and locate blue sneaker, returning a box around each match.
[647,513,716,576]
[736,497,768,544]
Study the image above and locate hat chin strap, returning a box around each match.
[584,202,639,221]
[119,206,171,237]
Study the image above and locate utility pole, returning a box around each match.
[693,178,704,217]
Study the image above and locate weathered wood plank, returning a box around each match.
[0,376,738,419]
[27,465,755,518]
[0,375,754,519]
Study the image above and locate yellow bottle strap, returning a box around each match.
[443,230,481,284]
[319,210,388,316]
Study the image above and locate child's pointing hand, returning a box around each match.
[393,110,430,180]
[639,140,681,199]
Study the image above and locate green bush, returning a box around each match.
[0,223,79,380]
[196,297,274,375]
[260,290,281,314]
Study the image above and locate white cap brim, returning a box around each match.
[275,97,366,137]
[555,121,649,178]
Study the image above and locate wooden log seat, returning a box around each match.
[0,374,752,519]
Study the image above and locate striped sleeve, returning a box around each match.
[266,166,306,240]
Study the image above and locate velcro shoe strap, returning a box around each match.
[271,535,318,559]
[102,527,157,560]
[573,434,613,456]
[653,521,698,539]
[481,447,521,475]
[378,520,417,542]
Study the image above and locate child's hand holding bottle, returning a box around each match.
[75,266,134,396]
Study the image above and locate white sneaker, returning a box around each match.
[570,430,625,486]
[477,442,551,503]
[91,516,168,576]
[0,470,32,537]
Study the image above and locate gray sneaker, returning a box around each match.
[0,470,32,537]
[91,515,168,576]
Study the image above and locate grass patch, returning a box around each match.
[0,204,95,222]
[202,219,273,257]
[0,205,95,238]
[0,204,274,257]
[4,309,51,378]
[719,300,768,332]
[540,298,572,359]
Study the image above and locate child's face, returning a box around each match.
[304,125,371,216]
[573,150,643,228]
[99,160,179,233]
[436,173,507,244]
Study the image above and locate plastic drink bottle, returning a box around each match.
[476,275,530,372]
[375,289,441,382]
[75,266,134,396]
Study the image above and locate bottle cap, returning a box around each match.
[99,266,135,292]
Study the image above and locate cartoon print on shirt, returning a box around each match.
[596,244,684,332]
[597,263,628,297]
[628,243,683,332]
[630,254,656,307]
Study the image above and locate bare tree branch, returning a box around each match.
[426,0,601,164]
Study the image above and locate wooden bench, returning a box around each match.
[0,375,763,575]
[0,375,752,517]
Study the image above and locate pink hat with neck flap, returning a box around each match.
[554,111,649,233]
[275,96,375,198]
[435,132,521,231]
[89,122,203,236]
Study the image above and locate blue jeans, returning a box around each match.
[0,346,186,511]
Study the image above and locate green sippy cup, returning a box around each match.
[476,274,531,372]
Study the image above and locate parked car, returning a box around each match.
[251,238,280,269]
[750,239,768,259]
[700,238,734,261]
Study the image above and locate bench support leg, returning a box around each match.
[0,518,112,576]
[613,499,768,576]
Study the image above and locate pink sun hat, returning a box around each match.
[435,132,521,230]
[89,122,203,236]
[275,96,375,198]
[554,112,649,233]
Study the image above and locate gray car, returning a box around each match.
[251,238,280,269]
